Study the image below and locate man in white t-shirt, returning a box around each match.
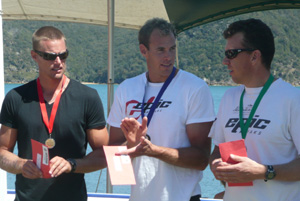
[209,18,300,201]
[107,18,215,201]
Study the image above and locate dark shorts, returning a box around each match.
[190,194,201,201]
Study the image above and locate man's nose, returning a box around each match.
[223,57,230,65]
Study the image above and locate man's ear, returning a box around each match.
[139,44,147,56]
[252,50,261,62]
[31,50,38,62]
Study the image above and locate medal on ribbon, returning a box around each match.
[37,75,66,149]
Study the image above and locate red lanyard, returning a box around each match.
[37,75,66,135]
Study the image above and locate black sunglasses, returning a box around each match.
[225,49,256,59]
[34,49,69,61]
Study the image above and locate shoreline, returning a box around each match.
[4,82,300,87]
[5,82,231,87]
[4,82,107,85]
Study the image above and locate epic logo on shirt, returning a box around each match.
[126,96,172,120]
[225,115,271,134]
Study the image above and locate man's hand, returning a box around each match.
[21,159,43,179]
[212,154,266,183]
[116,136,159,158]
[49,156,73,177]
[120,116,148,147]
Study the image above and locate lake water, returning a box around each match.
[4,83,231,199]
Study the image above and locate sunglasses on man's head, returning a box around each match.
[225,48,256,59]
[34,49,69,61]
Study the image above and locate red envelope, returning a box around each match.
[31,139,51,179]
[219,139,253,186]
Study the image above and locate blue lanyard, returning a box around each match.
[141,67,176,127]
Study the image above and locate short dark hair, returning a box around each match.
[32,26,66,50]
[223,18,275,70]
[138,18,177,49]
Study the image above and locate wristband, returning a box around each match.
[67,158,77,173]
[145,134,151,141]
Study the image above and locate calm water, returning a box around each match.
[4,83,231,198]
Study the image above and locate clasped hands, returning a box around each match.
[118,116,157,158]
[211,154,266,184]
[21,156,73,179]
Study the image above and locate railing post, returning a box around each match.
[106,0,115,194]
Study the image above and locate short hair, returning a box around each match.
[32,26,66,50]
[223,18,275,70]
[138,18,177,49]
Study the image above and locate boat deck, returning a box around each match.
[6,190,222,201]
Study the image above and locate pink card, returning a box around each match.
[219,139,253,186]
[31,139,51,179]
[103,146,136,185]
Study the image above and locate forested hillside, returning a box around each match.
[3,9,300,85]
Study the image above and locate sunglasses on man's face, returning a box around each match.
[225,48,256,59]
[34,49,69,61]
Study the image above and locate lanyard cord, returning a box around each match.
[141,67,176,127]
[239,74,274,139]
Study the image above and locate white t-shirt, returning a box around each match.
[108,69,215,201]
[209,78,300,201]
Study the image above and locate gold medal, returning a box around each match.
[45,138,55,149]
